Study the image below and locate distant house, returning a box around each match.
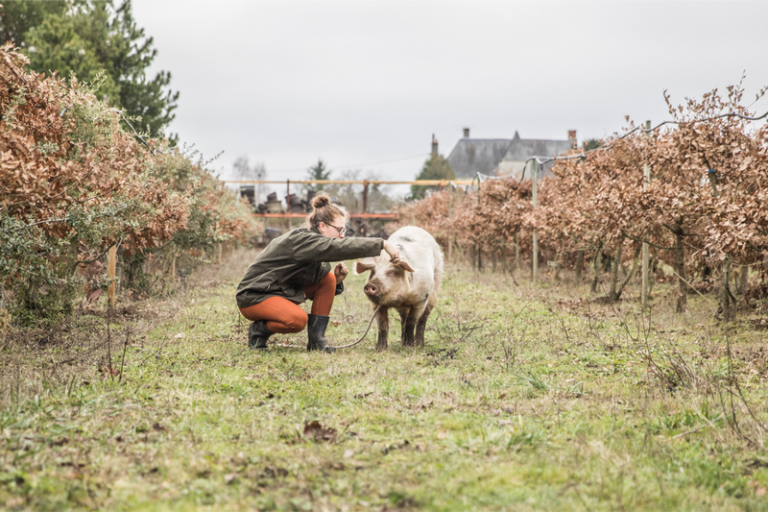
[447,128,576,180]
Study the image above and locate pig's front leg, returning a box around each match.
[375,306,389,351]
[403,301,427,347]
[395,307,409,344]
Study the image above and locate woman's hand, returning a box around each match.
[334,262,349,283]
[383,240,400,263]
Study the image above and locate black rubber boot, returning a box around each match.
[306,314,335,353]
[248,320,272,350]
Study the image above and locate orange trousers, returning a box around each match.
[238,272,336,333]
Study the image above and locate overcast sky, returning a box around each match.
[132,0,768,190]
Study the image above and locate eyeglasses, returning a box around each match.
[327,224,346,236]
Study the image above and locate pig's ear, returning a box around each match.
[355,258,376,274]
[395,255,415,273]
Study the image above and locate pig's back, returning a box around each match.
[389,226,444,297]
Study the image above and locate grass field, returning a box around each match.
[2,248,768,511]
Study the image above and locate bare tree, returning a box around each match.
[233,156,267,204]
[324,169,397,213]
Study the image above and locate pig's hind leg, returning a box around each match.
[414,303,433,347]
[375,306,390,352]
[415,293,437,347]
[403,301,427,347]
[395,307,409,344]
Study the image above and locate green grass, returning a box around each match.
[2,249,768,511]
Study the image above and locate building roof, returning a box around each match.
[502,138,573,163]
[447,131,575,178]
[447,139,511,178]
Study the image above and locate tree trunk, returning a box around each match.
[125,253,144,291]
[491,248,497,273]
[24,275,42,311]
[615,247,641,301]
[575,250,584,283]
[514,233,520,271]
[477,246,483,271]
[721,256,732,321]
[602,254,612,274]
[501,245,507,275]
[609,244,622,301]
[591,245,603,293]
[738,265,749,295]
[454,238,462,263]
[674,230,687,313]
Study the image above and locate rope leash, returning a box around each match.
[274,305,380,350]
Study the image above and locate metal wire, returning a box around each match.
[111,108,150,148]
[511,107,768,183]
[273,305,381,350]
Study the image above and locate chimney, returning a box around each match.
[463,127,470,138]
[431,134,438,157]
[568,130,577,149]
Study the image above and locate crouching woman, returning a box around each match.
[235,194,400,352]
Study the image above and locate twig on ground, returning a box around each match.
[119,325,130,383]
[672,414,724,439]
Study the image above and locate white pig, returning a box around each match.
[355,226,443,350]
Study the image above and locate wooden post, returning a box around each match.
[707,168,732,319]
[448,186,454,262]
[217,243,222,265]
[108,245,117,310]
[286,179,291,230]
[641,120,651,309]
[531,159,538,283]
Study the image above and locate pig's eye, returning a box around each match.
[386,269,397,277]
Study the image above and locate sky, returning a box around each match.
[132,0,768,193]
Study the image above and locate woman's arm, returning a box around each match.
[293,231,384,263]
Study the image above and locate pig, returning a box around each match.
[355,226,443,351]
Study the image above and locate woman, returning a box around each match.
[236,194,400,352]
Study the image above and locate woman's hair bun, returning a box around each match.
[312,193,331,209]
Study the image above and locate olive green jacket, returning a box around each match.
[236,228,384,308]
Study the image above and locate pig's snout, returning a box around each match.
[364,283,377,296]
